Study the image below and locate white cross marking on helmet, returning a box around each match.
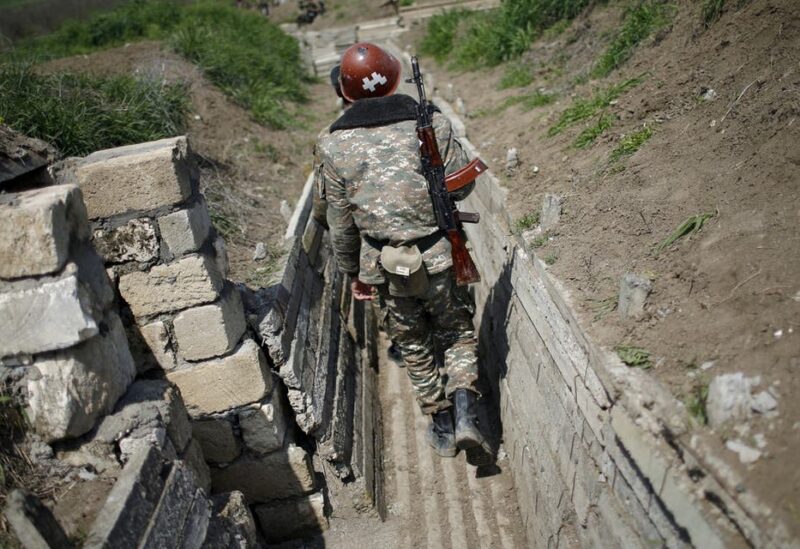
[362,72,388,92]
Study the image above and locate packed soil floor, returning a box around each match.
[405,0,800,536]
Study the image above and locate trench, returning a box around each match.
[274,18,776,548]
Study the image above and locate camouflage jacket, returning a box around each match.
[315,94,472,284]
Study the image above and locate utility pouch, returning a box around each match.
[380,244,429,297]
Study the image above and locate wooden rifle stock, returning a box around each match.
[447,228,480,286]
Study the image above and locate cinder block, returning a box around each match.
[96,379,192,454]
[118,254,223,318]
[0,184,89,279]
[173,286,246,361]
[180,438,211,495]
[135,321,177,371]
[84,446,165,549]
[207,492,257,548]
[253,492,327,542]
[166,339,272,415]
[1,273,99,357]
[72,136,194,219]
[4,490,72,549]
[140,462,197,549]
[26,312,136,442]
[238,395,288,455]
[210,444,315,503]
[93,218,159,264]
[158,200,212,258]
[192,417,241,464]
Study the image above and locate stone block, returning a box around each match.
[253,492,327,542]
[4,489,73,549]
[238,395,288,455]
[72,136,194,219]
[96,379,192,453]
[210,444,315,503]
[0,184,89,279]
[618,273,652,319]
[118,254,223,318]
[179,490,211,549]
[26,312,136,442]
[1,273,98,357]
[158,200,212,258]
[84,447,165,549]
[135,321,177,371]
[207,491,257,549]
[140,462,197,549]
[173,286,247,361]
[167,339,272,415]
[93,218,159,264]
[181,438,212,494]
[192,417,241,464]
[540,193,562,232]
[211,236,230,280]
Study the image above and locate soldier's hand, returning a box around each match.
[351,278,375,301]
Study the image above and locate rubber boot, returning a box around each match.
[454,389,493,466]
[426,408,457,458]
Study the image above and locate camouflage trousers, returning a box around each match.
[378,268,479,414]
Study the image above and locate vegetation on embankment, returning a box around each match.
[0,64,188,156]
[0,0,310,154]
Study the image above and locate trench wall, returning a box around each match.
[431,97,794,548]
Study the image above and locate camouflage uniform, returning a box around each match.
[317,94,478,414]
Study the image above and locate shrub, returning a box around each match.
[419,10,471,63]
[0,63,188,156]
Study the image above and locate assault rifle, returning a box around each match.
[407,56,487,286]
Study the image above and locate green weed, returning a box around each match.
[588,295,617,321]
[653,212,715,254]
[548,74,646,137]
[419,10,472,63]
[609,126,653,161]
[499,63,534,89]
[472,90,555,117]
[423,0,593,69]
[686,382,709,425]
[529,233,548,248]
[702,0,725,26]
[400,0,414,5]
[544,251,559,265]
[0,63,188,156]
[592,1,672,78]
[514,211,540,232]
[614,344,652,369]
[574,113,614,148]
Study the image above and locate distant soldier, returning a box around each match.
[381,0,400,16]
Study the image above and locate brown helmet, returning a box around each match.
[338,42,401,102]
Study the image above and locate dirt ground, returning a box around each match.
[418,0,800,535]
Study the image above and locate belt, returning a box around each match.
[363,230,445,254]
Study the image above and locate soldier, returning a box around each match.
[316,43,491,465]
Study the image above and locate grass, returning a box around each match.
[702,0,725,26]
[499,64,534,89]
[529,233,548,248]
[592,1,672,78]
[6,0,309,129]
[544,251,559,265]
[653,212,715,254]
[609,125,653,161]
[686,382,710,425]
[514,211,540,232]
[473,90,555,117]
[548,74,646,137]
[0,63,188,156]
[589,295,617,321]
[574,113,614,148]
[614,344,652,369]
[422,0,593,69]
